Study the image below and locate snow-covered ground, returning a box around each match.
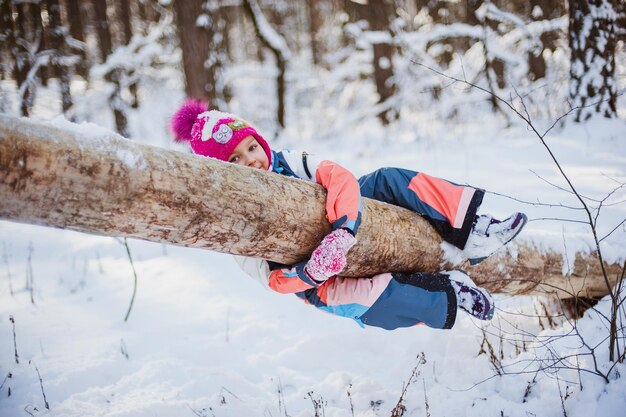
[1,65,626,417]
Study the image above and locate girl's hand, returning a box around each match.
[305,229,356,282]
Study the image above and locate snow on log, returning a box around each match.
[0,115,621,298]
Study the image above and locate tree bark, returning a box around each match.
[115,0,139,109]
[242,0,289,127]
[93,0,113,59]
[366,0,396,125]
[13,2,36,116]
[64,0,89,79]
[0,0,15,82]
[46,0,73,114]
[568,0,617,121]
[0,115,622,299]
[616,0,626,41]
[307,0,322,66]
[92,0,129,136]
[172,0,214,102]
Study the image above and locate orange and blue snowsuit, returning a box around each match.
[237,149,484,330]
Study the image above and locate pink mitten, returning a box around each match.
[305,229,356,282]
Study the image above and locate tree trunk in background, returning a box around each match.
[466,0,506,114]
[366,0,396,125]
[616,0,626,41]
[243,0,289,127]
[137,0,161,30]
[29,0,48,86]
[308,0,322,66]
[204,1,228,108]
[93,0,112,59]
[93,0,129,136]
[569,0,617,121]
[64,0,89,79]
[0,0,15,83]
[0,115,622,299]
[116,0,139,108]
[173,0,214,102]
[527,0,568,81]
[46,0,73,114]
[118,0,133,44]
[13,2,35,116]
[528,0,548,81]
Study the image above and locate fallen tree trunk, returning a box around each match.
[0,115,621,298]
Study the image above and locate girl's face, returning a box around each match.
[227,136,269,170]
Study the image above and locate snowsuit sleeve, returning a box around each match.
[232,256,319,294]
[315,160,362,235]
[278,149,362,236]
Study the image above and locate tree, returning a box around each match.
[527,0,566,81]
[173,0,214,103]
[307,0,323,66]
[1,115,622,299]
[568,0,617,121]
[46,0,73,113]
[615,0,625,40]
[63,0,89,79]
[242,0,290,127]
[115,0,139,108]
[0,0,15,83]
[366,0,396,125]
[12,1,39,116]
[92,0,129,136]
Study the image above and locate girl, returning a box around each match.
[170,100,527,331]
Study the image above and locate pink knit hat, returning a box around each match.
[170,99,272,166]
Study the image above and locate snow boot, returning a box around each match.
[448,272,495,321]
[463,212,528,265]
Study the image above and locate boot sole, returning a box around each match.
[468,213,528,266]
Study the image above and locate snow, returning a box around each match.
[1,11,626,417]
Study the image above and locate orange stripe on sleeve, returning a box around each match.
[315,160,361,228]
[268,269,315,294]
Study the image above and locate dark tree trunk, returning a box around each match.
[242,0,289,127]
[308,0,322,66]
[93,0,112,59]
[569,0,617,121]
[13,2,35,116]
[173,0,214,102]
[64,0,88,79]
[366,0,396,125]
[93,0,129,136]
[137,0,161,30]
[46,0,73,114]
[466,0,506,113]
[116,0,139,108]
[118,0,132,44]
[29,0,48,86]
[0,0,15,82]
[527,0,567,81]
[614,0,625,41]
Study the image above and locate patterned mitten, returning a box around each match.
[305,229,356,282]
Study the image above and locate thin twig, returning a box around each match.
[10,316,18,364]
[31,361,50,410]
[599,217,626,243]
[118,238,139,322]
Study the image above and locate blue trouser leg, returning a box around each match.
[359,272,457,330]
[295,271,457,330]
[358,167,484,249]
